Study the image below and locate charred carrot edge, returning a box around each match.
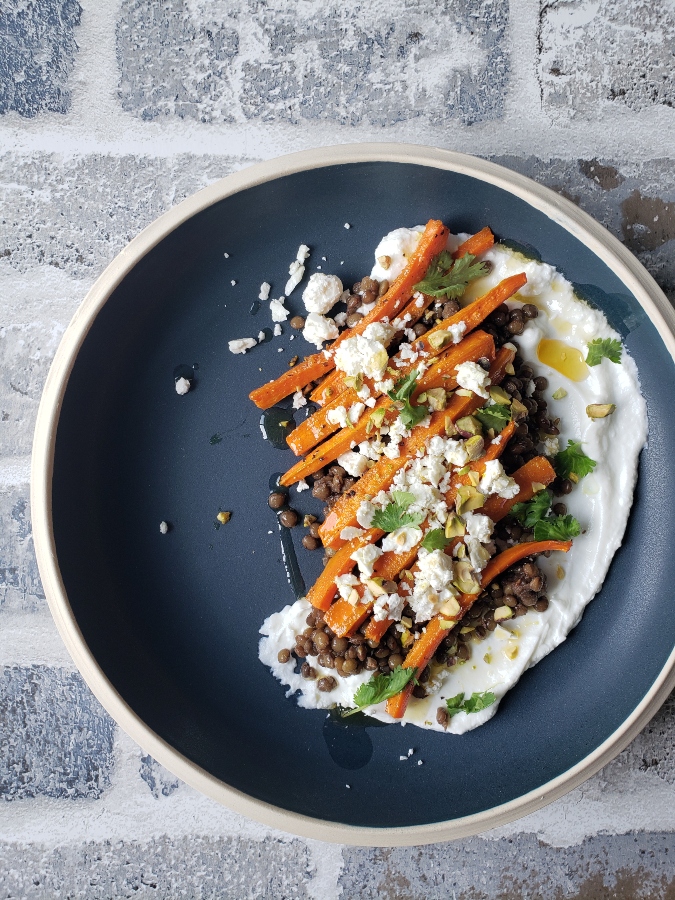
[280,331,495,485]
[323,587,372,638]
[289,327,493,457]
[363,616,392,644]
[454,227,494,259]
[384,539,572,719]
[250,220,448,410]
[307,531,382,611]
[319,345,516,549]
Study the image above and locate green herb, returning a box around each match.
[209,433,223,445]
[420,528,451,552]
[474,403,512,433]
[586,337,622,367]
[413,251,490,300]
[342,666,417,717]
[533,514,581,541]
[555,439,597,480]
[388,370,429,430]
[445,691,497,717]
[510,491,552,528]
[371,492,425,533]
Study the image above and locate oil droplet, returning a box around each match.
[249,300,261,315]
[260,407,295,448]
[537,339,589,382]
[268,474,305,599]
[551,317,572,336]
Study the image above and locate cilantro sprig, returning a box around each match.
[474,403,512,433]
[342,666,417,717]
[555,440,597,481]
[371,491,425,533]
[388,370,429,429]
[413,251,490,300]
[445,691,497,717]
[586,337,622,367]
[420,528,452,552]
[510,490,552,528]
[533,515,581,541]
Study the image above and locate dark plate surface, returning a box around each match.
[51,161,674,829]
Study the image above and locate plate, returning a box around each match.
[32,144,675,846]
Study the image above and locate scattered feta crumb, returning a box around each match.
[270,297,289,322]
[292,390,307,409]
[230,279,237,286]
[175,376,191,395]
[321,256,326,261]
[223,252,230,258]
[479,459,520,499]
[340,526,365,541]
[448,321,467,344]
[267,530,273,534]
[344,223,351,229]
[285,244,311,295]
[259,282,271,301]
[455,360,491,398]
[228,338,257,354]
[289,334,295,340]
[296,479,309,492]
[334,311,348,326]
[408,748,414,756]
[346,784,351,789]
[417,759,423,766]
[399,755,407,761]
[277,347,283,352]
[337,450,368,477]
[302,313,339,348]
[257,331,265,342]
[302,273,344,314]
[159,521,168,534]
[273,323,282,337]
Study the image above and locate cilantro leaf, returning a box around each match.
[413,251,490,300]
[388,370,429,430]
[399,401,429,429]
[533,514,581,541]
[586,337,622,367]
[474,403,512,433]
[371,493,425,533]
[388,370,419,403]
[420,528,451,552]
[445,691,497,717]
[555,440,597,480]
[342,666,417,717]
[510,491,552,528]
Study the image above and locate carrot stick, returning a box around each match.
[482,456,556,520]
[249,221,448,410]
[288,328,494,457]
[454,227,494,259]
[280,331,495,483]
[307,531,381,611]
[319,345,516,549]
[384,538,572,719]
[363,616,393,644]
[323,588,373,638]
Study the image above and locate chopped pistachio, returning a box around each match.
[416,392,427,404]
[456,388,473,397]
[510,398,528,421]
[216,511,231,525]
[439,596,461,617]
[366,407,387,434]
[503,642,519,661]
[505,362,516,375]
[455,543,466,558]
[489,386,511,405]
[444,415,457,436]
[288,356,299,368]
[552,387,567,400]
[494,605,513,622]
[531,482,546,493]
[586,403,616,419]
[439,619,456,630]
[303,514,317,528]
[400,628,413,646]
[377,254,392,270]
[456,415,482,436]
[464,434,485,461]
[468,471,480,487]
[454,560,481,594]
[425,387,447,411]
[445,514,466,538]
[347,588,360,606]
[457,465,471,476]
[455,485,485,515]
[569,472,579,484]
[364,578,386,597]
[427,330,453,351]
[344,373,363,392]
[400,616,413,628]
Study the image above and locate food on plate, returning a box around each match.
[253,220,647,733]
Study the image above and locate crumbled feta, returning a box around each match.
[230,279,237,286]
[465,536,491,573]
[273,323,282,337]
[259,282,271,301]
[327,406,349,429]
[337,450,368,477]
[356,500,376,528]
[358,301,377,316]
[444,439,469,468]
[462,511,494,543]
[285,244,311,295]
[416,549,455,592]
[159,521,169,534]
[543,435,560,457]
[223,252,230,258]
[175,376,191,395]
[344,222,351,229]
[448,321,467,344]
[302,273,344,314]
[228,338,257,354]
[373,591,405,622]
[257,331,266,342]
[334,311,348,327]
[270,297,289,322]
[374,378,395,395]
[340,526,365,540]
[335,573,359,600]
[455,361,491,398]
[479,460,520,499]
[302,313,339,348]
[350,544,382,578]
[292,390,307,410]
[381,526,423,554]
[296,479,309,492]
[348,402,365,425]
[334,322,394,381]
[370,226,425,282]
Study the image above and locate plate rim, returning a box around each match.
[31,142,675,846]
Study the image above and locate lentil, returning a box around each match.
[279,509,298,527]
[268,492,286,509]
[302,535,320,551]
[290,315,305,330]
[277,648,291,664]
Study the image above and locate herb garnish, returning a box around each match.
[445,691,497,717]
[388,370,429,429]
[474,402,512,433]
[586,337,622,367]
[555,439,597,480]
[510,490,552,528]
[420,528,452,552]
[413,251,490,300]
[371,492,425,533]
[533,514,581,541]
[342,666,417,717]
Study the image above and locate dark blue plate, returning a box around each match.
[37,148,675,842]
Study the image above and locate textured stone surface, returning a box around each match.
[0,835,312,898]
[139,754,180,798]
[0,0,82,117]
[539,0,675,119]
[0,666,115,799]
[607,690,675,787]
[0,487,44,612]
[116,0,509,126]
[341,831,675,899]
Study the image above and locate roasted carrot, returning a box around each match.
[287,328,494,457]
[454,227,494,259]
[318,345,516,549]
[384,539,572,719]
[323,588,373,638]
[307,531,381,611]
[249,220,448,410]
[363,616,393,644]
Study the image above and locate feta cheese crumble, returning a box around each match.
[273,324,282,337]
[228,338,257,354]
[270,297,289,322]
[259,282,271,301]
[302,273,344,315]
[159,521,169,534]
[455,361,491,398]
[479,460,519,499]
[292,390,307,409]
[350,544,382,578]
[334,322,394,381]
[175,376,191,395]
[303,313,339,348]
[337,450,369,477]
[285,244,311,295]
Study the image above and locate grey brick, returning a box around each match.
[116,0,509,126]
[606,689,675,786]
[539,0,675,119]
[0,487,44,612]
[139,753,181,798]
[0,153,249,279]
[340,831,675,899]
[0,0,82,117]
[0,665,115,800]
[0,834,312,898]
